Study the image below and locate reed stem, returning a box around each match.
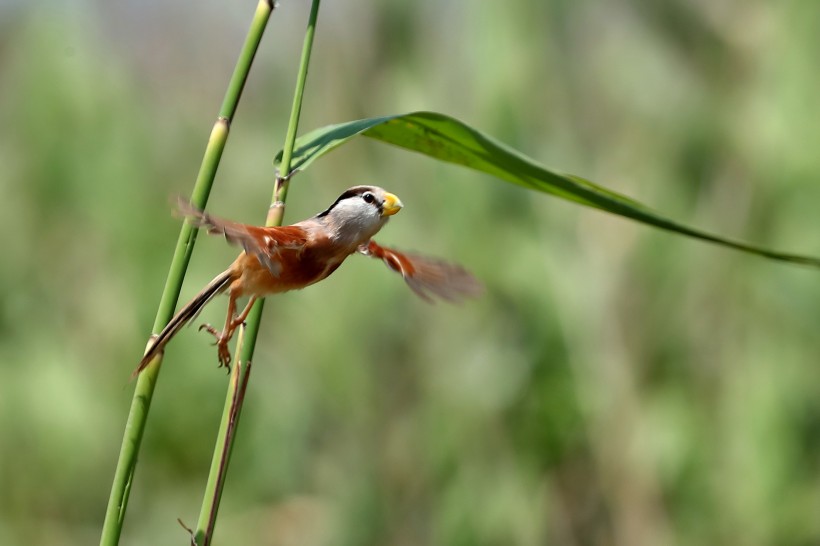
[100,2,276,544]
[192,2,322,544]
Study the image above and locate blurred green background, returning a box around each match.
[2,1,820,544]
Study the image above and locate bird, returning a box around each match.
[135,185,482,376]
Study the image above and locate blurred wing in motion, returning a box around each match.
[359,240,483,302]
[176,197,308,275]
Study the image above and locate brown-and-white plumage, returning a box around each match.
[135,186,482,376]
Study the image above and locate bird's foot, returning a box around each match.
[198,323,232,372]
[198,323,221,342]
[216,341,232,373]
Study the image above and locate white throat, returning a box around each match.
[324,201,389,248]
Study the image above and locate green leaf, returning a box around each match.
[275,111,820,268]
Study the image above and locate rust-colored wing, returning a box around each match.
[176,198,308,275]
[359,240,483,302]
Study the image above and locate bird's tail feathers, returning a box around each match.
[133,269,233,377]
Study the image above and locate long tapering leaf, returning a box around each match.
[274,111,820,268]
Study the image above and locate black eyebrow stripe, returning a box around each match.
[316,187,374,217]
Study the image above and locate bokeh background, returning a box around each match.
[2,1,820,544]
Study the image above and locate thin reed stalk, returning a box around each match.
[192,1,322,544]
[100,2,277,544]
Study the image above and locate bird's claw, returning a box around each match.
[199,323,232,372]
[199,323,220,340]
[216,341,232,373]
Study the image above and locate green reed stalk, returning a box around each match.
[100,2,277,545]
[192,2,322,544]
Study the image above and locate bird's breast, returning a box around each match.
[230,243,350,297]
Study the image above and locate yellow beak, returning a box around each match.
[381,192,403,216]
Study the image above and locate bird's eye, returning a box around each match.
[362,192,375,204]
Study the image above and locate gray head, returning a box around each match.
[316,185,403,245]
